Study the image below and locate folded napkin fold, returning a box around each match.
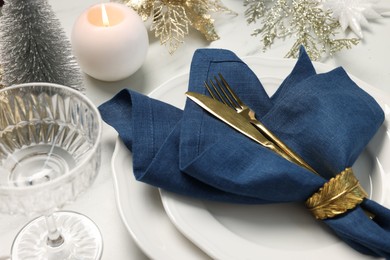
[99,47,390,258]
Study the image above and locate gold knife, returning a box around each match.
[186,91,317,172]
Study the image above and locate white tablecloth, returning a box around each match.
[1,0,390,259]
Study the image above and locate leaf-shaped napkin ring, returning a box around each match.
[306,168,368,220]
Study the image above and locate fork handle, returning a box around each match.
[250,120,318,175]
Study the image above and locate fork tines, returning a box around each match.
[204,73,240,110]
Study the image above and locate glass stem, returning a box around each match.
[45,213,64,247]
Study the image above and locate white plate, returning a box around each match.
[111,139,209,258]
[156,57,390,259]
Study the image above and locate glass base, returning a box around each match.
[11,211,103,260]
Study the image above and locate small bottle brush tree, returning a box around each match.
[0,0,83,91]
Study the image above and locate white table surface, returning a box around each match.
[1,0,390,259]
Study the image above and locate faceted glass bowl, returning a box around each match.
[0,82,102,215]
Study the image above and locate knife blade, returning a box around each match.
[186,91,297,163]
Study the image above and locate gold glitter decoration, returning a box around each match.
[113,0,235,54]
[244,0,360,61]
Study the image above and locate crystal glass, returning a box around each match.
[0,83,103,259]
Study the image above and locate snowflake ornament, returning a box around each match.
[323,0,389,38]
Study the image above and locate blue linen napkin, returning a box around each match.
[99,48,390,258]
[99,49,274,203]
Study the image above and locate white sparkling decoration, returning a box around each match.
[322,0,389,38]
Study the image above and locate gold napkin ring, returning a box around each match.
[306,168,368,220]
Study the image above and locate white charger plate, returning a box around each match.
[156,57,390,259]
[112,56,390,259]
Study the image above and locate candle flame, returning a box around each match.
[101,4,110,27]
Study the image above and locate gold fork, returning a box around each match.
[205,73,317,175]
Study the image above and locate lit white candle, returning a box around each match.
[71,3,148,82]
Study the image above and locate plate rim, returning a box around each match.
[111,138,210,259]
